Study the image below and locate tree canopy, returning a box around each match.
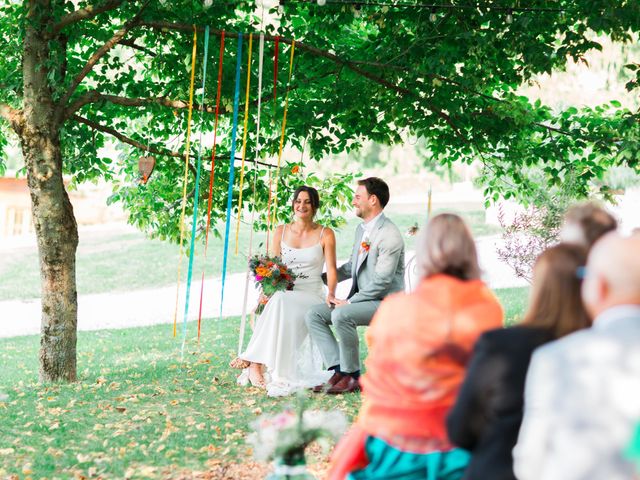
[2,0,639,241]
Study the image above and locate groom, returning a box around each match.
[305,177,405,394]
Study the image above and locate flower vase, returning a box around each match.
[266,449,316,480]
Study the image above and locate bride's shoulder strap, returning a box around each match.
[281,224,287,241]
[319,225,325,239]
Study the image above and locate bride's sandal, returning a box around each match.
[230,357,250,369]
[248,369,266,389]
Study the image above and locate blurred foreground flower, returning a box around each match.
[247,393,348,479]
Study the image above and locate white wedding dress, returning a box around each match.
[238,227,331,397]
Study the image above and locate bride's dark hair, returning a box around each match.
[291,185,321,215]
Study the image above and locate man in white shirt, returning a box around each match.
[514,233,640,480]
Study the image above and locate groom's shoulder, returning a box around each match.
[381,215,402,233]
[380,216,404,242]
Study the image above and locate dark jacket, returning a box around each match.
[446,326,554,480]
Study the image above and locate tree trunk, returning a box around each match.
[22,0,78,382]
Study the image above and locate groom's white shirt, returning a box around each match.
[356,211,383,269]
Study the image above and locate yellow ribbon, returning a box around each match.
[173,26,198,337]
[235,33,253,255]
[270,40,295,227]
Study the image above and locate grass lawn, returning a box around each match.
[0,209,501,301]
[498,286,529,326]
[0,318,356,480]
[0,287,527,480]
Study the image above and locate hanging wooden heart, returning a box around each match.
[138,155,156,184]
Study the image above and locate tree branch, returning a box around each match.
[71,114,276,169]
[138,21,412,97]
[118,38,157,57]
[63,65,341,119]
[52,0,126,36]
[0,103,15,122]
[64,91,218,119]
[56,1,149,118]
[72,114,183,158]
[0,103,23,132]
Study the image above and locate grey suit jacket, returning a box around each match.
[514,306,640,480]
[337,213,405,303]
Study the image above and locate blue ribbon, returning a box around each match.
[182,26,210,358]
[220,33,244,323]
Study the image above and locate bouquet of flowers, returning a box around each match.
[247,395,348,479]
[249,255,304,314]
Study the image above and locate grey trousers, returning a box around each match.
[305,300,380,374]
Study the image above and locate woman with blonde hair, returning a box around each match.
[447,243,590,480]
[329,213,503,480]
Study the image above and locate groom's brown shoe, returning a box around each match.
[312,371,343,393]
[326,375,360,394]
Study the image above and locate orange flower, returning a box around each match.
[361,241,371,252]
[256,266,272,277]
[291,165,300,174]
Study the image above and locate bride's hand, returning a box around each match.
[326,293,336,307]
[258,293,269,305]
[332,298,349,308]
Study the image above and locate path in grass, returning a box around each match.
[0,216,524,338]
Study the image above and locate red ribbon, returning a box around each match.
[265,36,280,253]
[197,30,226,340]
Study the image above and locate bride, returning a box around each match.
[235,185,337,396]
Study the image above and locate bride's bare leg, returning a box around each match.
[248,362,266,388]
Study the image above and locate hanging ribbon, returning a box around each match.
[273,36,280,104]
[265,36,280,253]
[270,40,296,228]
[219,33,244,322]
[265,169,273,253]
[426,185,433,223]
[180,26,210,357]
[172,26,198,337]
[238,32,264,356]
[197,30,226,341]
[234,33,254,255]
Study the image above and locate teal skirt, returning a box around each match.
[348,436,470,480]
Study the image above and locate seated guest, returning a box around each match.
[328,213,503,480]
[560,201,617,249]
[514,234,640,480]
[446,244,590,480]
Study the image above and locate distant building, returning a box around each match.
[0,177,125,239]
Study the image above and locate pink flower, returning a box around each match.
[255,275,263,281]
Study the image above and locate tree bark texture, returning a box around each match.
[22,0,78,382]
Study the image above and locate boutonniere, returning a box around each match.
[360,240,371,252]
